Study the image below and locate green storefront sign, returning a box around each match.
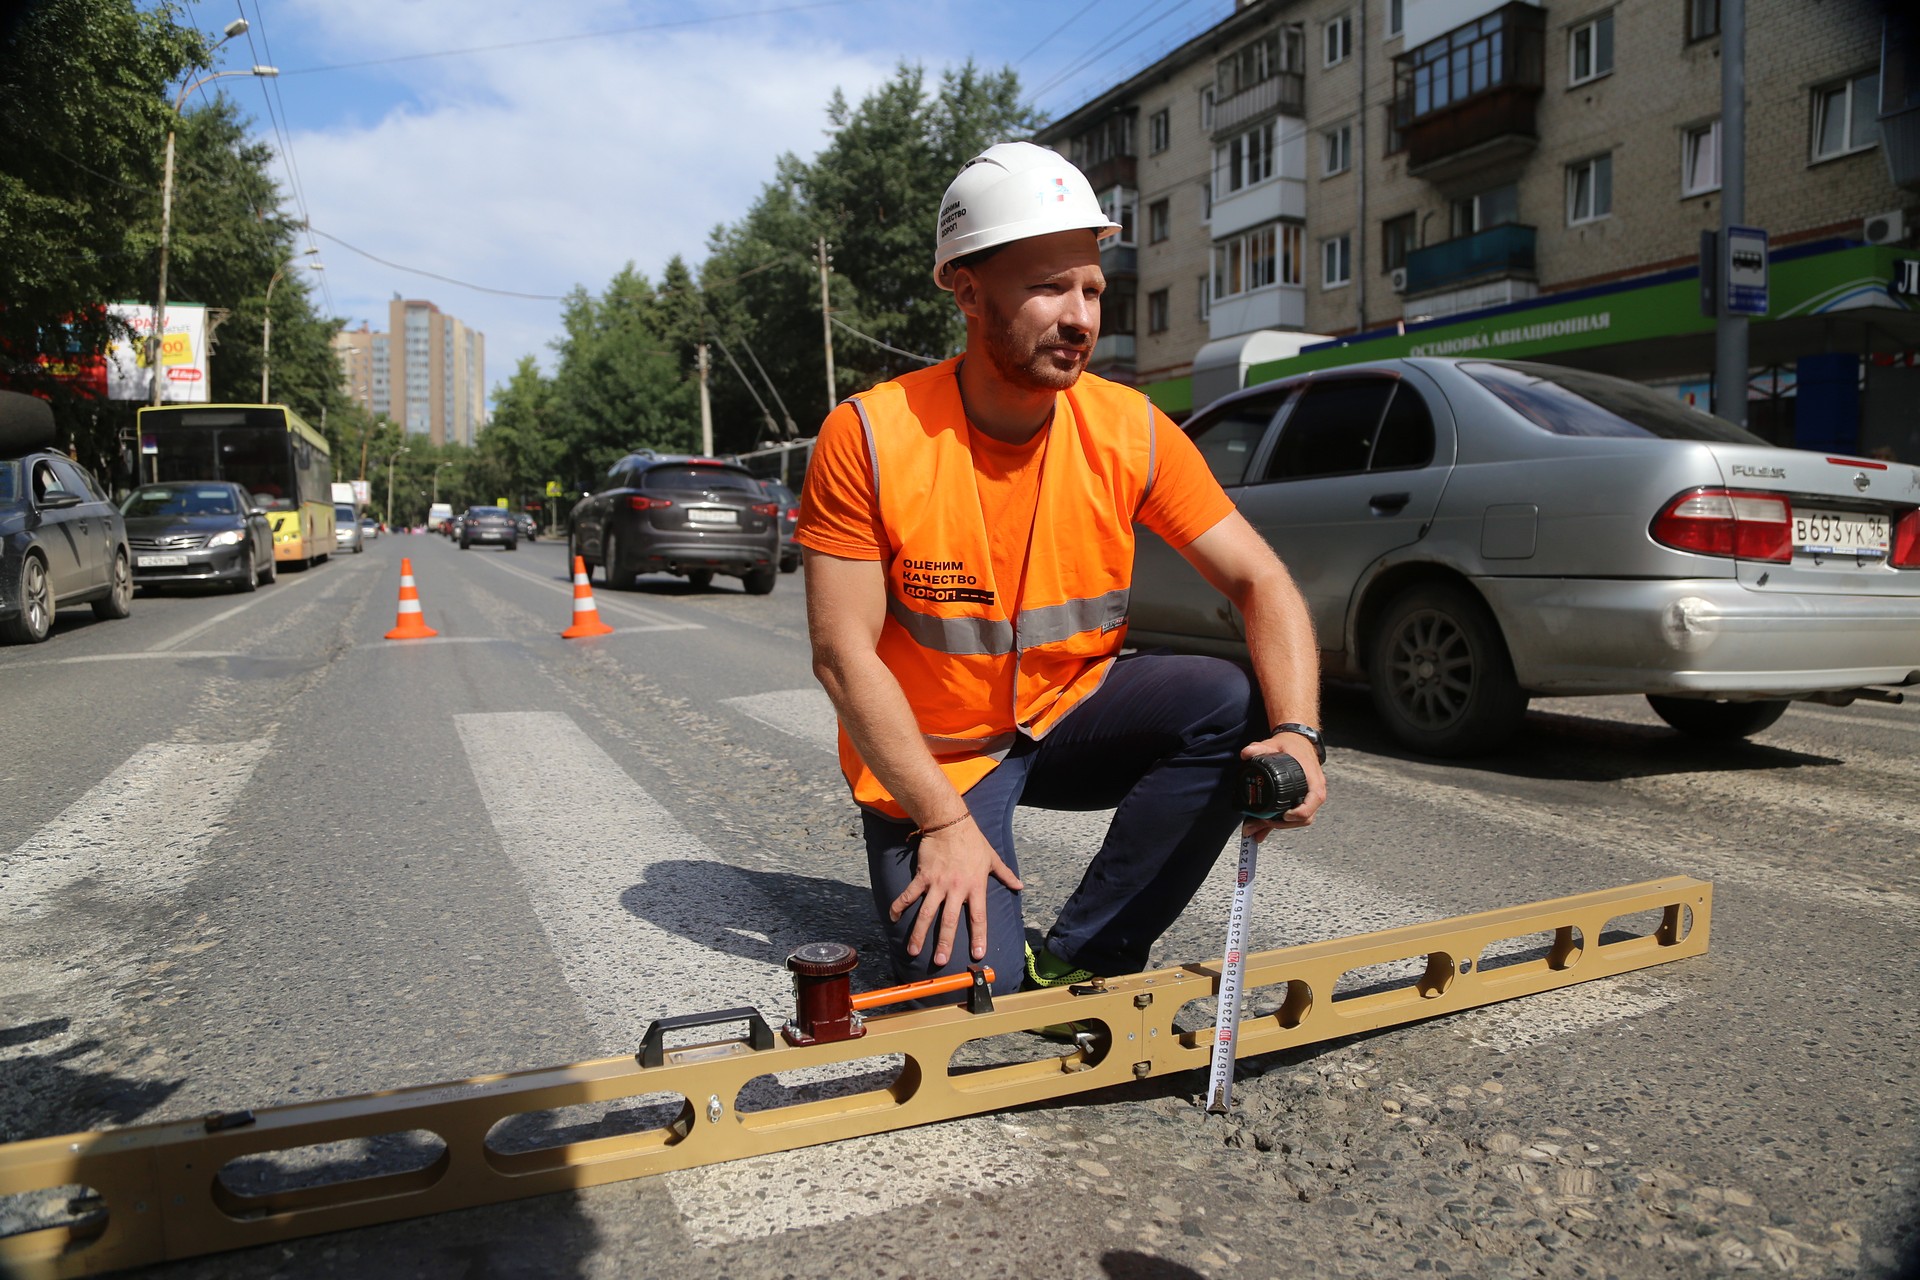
[1136,244,1920,408]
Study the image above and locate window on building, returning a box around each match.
[1451,183,1519,236]
[1214,119,1277,197]
[1325,13,1353,66]
[1101,188,1139,244]
[1322,233,1352,288]
[1402,8,1523,120]
[1387,0,1404,39]
[1323,124,1352,175]
[1149,108,1171,154]
[1682,119,1720,195]
[1148,199,1171,244]
[1070,113,1136,170]
[1104,289,1137,335]
[1148,288,1171,334]
[1812,71,1881,160]
[1569,12,1614,85]
[1567,153,1613,224]
[1384,102,1405,155]
[1382,213,1417,271]
[1214,223,1303,299]
[1198,274,1212,321]
[1200,180,1213,224]
[1686,0,1719,40]
[1218,28,1304,98]
[1200,85,1216,131]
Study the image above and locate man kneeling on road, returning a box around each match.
[798,141,1327,998]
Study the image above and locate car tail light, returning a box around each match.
[1651,488,1791,563]
[1893,510,1920,568]
[629,496,673,511]
[750,502,778,517]
[785,506,801,520]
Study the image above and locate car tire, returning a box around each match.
[780,554,799,574]
[237,548,259,593]
[685,569,715,591]
[1367,582,1527,757]
[355,542,364,554]
[460,539,470,550]
[741,565,776,596]
[1645,695,1790,741]
[505,540,517,552]
[260,552,277,587]
[92,550,133,620]
[602,533,629,590]
[2,553,54,644]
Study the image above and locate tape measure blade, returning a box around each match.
[1204,832,1259,1114]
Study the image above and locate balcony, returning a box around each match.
[1212,72,1305,138]
[1100,242,1138,279]
[1403,223,1536,297]
[1091,333,1136,371]
[1393,3,1544,181]
[1081,154,1137,193]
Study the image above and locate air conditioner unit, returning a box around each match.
[1864,210,1908,245]
[1389,267,1409,293]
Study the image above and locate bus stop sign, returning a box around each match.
[1724,226,1768,317]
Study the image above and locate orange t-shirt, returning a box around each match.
[797,392,1234,593]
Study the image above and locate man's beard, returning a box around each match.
[982,294,1089,393]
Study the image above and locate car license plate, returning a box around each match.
[687,508,738,526]
[1792,508,1889,558]
[137,554,189,567]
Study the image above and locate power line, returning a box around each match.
[277,0,881,76]
[1025,0,1212,105]
[306,226,571,300]
[234,2,335,316]
[830,315,940,365]
[1013,0,1106,68]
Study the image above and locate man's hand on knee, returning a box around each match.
[890,818,1024,966]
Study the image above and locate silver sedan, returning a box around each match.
[1130,358,1920,755]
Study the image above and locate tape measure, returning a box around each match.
[1205,752,1310,1114]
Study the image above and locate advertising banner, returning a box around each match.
[106,303,209,402]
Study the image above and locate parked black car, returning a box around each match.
[460,505,518,550]
[121,480,276,592]
[569,453,779,593]
[0,391,132,644]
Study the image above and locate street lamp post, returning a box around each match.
[261,249,322,403]
[385,446,410,531]
[149,24,276,413]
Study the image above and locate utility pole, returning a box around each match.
[697,343,714,457]
[1714,0,1748,427]
[817,236,836,413]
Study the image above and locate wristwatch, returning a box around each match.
[1269,722,1326,764]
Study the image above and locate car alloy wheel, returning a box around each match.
[93,551,133,620]
[3,554,54,643]
[1368,582,1526,757]
[237,547,259,593]
[603,534,629,590]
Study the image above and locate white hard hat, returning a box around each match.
[932,141,1122,290]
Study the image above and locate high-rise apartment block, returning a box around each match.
[1038,0,1920,458]
[330,300,487,446]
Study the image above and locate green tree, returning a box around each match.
[549,265,696,488]
[475,356,561,507]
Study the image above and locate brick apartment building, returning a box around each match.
[1037,0,1920,459]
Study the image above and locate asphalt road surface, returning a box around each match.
[2,533,1915,1279]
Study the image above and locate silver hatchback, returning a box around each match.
[1130,358,1920,755]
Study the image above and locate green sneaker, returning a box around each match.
[1023,943,1094,990]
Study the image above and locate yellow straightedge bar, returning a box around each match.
[0,877,1710,1278]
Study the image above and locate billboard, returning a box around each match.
[106,303,209,402]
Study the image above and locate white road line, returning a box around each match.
[146,551,376,653]
[714,688,1690,1056]
[454,710,1032,1244]
[468,556,704,632]
[1,739,271,921]
[723,688,839,751]
[2,651,240,668]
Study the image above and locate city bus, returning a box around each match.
[135,403,335,566]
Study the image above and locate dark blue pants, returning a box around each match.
[864,652,1262,996]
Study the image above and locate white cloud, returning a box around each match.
[276,6,898,399]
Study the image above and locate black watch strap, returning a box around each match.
[1269,722,1326,764]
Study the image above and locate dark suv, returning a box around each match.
[568,453,780,594]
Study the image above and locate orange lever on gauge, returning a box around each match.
[851,967,996,1011]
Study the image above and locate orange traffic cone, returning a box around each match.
[561,555,614,638]
[384,558,439,640]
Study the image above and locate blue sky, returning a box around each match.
[178,0,1235,400]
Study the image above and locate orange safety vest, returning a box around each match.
[841,358,1159,819]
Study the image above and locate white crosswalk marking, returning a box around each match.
[723,688,839,751]
[454,710,1034,1244]
[1,739,271,921]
